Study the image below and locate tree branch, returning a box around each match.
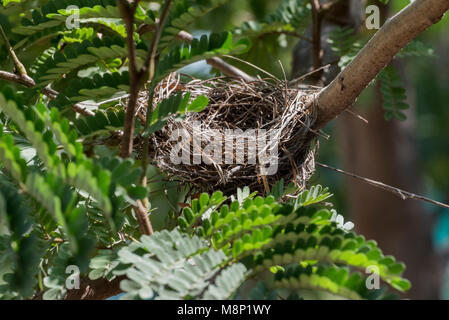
[118,0,141,159]
[0,70,94,116]
[206,57,255,81]
[118,0,174,236]
[119,0,173,159]
[1,23,94,116]
[309,0,324,83]
[317,162,449,210]
[176,31,255,81]
[0,24,27,76]
[314,0,449,129]
[138,26,255,80]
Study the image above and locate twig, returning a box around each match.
[141,0,172,80]
[289,64,331,86]
[222,54,279,82]
[1,24,94,116]
[309,0,324,83]
[176,31,255,81]
[344,108,369,124]
[119,0,142,158]
[0,67,94,117]
[0,70,32,86]
[315,0,449,129]
[140,0,173,183]
[138,26,255,81]
[119,0,173,159]
[316,162,449,210]
[0,24,27,76]
[206,57,256,81]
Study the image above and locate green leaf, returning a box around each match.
[379,66,409,121]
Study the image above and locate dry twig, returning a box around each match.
[316,162,449,210]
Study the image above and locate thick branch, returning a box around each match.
[314,0,449,129]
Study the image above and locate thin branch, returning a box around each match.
[141,0,173,79]
[316,162,449,210]
[289,64,331,86]
[176,31,255,81]
[1,24,94,116]
[309,0,324,83]
[119,0,173,159]
[41,86,94,116]
[0,24,27,76]
[137,1,174,235]
[134,199,154,235]
[314,0,449,129]
[207,57,256,81]
[221,54,276,81]
[0,70,31,86]
[119,0,141,159]
[138,27,254,80]
[0,70,94,116]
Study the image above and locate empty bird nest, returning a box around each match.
[133,73,321,195]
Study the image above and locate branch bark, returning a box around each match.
[0,70,94,116]
[314,0,449,129]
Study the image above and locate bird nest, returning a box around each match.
[140,74,320,194]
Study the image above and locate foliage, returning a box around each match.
[379,66,409,121]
